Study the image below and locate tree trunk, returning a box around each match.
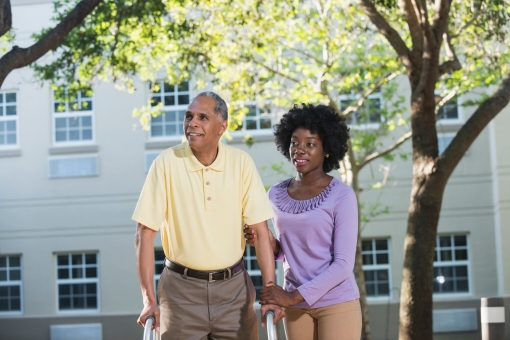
[352,169,371,340]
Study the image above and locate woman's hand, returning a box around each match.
[259,282,305,308]
[244,225,280,257]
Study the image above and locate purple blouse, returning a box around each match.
[269,177,360,309]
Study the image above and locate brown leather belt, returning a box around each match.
[164,258,245,282]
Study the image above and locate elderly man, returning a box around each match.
[133,91,284,339]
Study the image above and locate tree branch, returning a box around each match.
[451,12,480,39]
[251,59,300,83]
[356,0,413,72]
[398,0,424,53]
[0,0,12,37]
[343,72,399,117]
[358,130,412,169]
[438,29,461,76]
[438,71,510,175]
[0,0,102,88]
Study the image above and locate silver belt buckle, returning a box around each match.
[209,272,215,282]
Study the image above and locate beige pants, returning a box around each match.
[157,266,258,340]
[284,299,362,340]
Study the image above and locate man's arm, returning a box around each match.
[249,221,286,326]
[135,223,160,331]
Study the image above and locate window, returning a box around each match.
[0,92,18,147]
[48,155,99,178]
[436,95,459,121]
[53,89,94,144]
[235,104,274,131]
[362,239,391,297]
[154,250,165,303]
[433,235,470,294]
[150,81,190,138]
[0,255,22,313]
[56,253,99,311]
[339,90,382,126]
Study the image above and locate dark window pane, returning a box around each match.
[0,94,3,103]
[155,251,165,261]
[442,280,454,292]
[10,298,20,311]
[10,270,20,280]
[155,264,164,274]
[439,236,451,247]
[375,240,388,250]
[0,299,7,311]
[10,286,20,297]
[250,259,259,270]
[246,105,257,117]
[260,118,272,129]
[8,257,20,267]
[85,254,96,265]
[378,283,390,295]
[246,119,257,130]
[455,249,468,261]
[57,256,69,266]
[164,96,175,106]
[58,269,69,279]
[0,287,7,296]
[440,250,452,262]
[163,83,174,93]
[72,284,84,295]
[177,82,189,91]
[86,283,97,294]
[376,253,389,264]
[60,284,70,295]
[73,297,84,309]
[86,296,97,308]
[82,129,92,140]
[72,268,83,279]
[54,103,66,112]
[0,271,6,281]
[440,266,453,278]
[454,236,467,247]
[178,95,189,105]
[376,270,389,281]
[85,267,97,278]
[455,266,468,278]
[6,93,16,103]
[6,106,16,116]
[362,254,373,265]
[152,115,163,123]
[366,283,375,296]
[456,279,469,292]
[362,241,373,251]
[81,100,92,111]
[151,125,163,137]
[434,251,438,262]
[433,281,440,293]
[59,297,71,309]
[151,96,161,107]
[364,270,375,281]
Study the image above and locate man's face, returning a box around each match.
[184,96,227,151]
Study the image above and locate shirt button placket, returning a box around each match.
[204,168,212,210]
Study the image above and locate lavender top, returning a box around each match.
[269,177,360,309]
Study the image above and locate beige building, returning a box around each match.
[1,1,509,339]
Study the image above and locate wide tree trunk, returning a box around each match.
[351,170,371,340]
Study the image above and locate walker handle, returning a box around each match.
[265,311,278,340]
[143,316,159,340]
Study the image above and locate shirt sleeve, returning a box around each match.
[242,155,274,225]
[131,158,168,231]
[297,187,358,306]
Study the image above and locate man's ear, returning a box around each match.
[219,119,228,135]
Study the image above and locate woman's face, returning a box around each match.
[289,127,326,175]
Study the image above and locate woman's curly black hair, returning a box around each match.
[274,104,350,173]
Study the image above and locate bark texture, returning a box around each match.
[0,0,102,88]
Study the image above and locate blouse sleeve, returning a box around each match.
[296,187,358,306]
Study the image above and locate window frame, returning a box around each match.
[338,90,384,130]
[361,238,393,300]
[0,255,23,315]
[148,81,191,141]
[0,91,20,149]
[55,252,100,314]
[433,234,472,298]
[435,91,462,124]
[52,90,95,146]
[47,154,99,179]
[231,102,276,136]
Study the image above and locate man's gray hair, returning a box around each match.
[192,91,228,121]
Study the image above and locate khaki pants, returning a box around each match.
[157,266,258,340]
[284,299,362,340]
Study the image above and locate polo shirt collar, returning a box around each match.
[185,142,225,172]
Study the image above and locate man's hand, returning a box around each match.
[260,282,305,308]
[244,224,256,246]
[136,300,160,332]
[260,303,286,327]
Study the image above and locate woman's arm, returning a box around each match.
[244,224,281,258]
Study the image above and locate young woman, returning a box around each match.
[245,104,361,340]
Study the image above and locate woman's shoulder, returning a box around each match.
[268,178,292,197]
[330,178,356,198]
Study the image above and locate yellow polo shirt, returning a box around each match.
[132,142,274,270]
